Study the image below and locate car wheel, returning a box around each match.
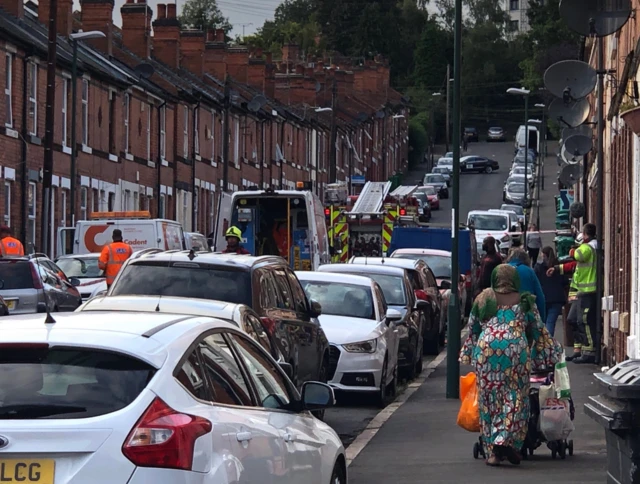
[485,166,493,174]
[331,461,346,484]
[312,357,329,420]
[405,338,418,380]
[376,358,393,408]
[415,342,424,375]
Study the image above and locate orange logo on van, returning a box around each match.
[84,225,110,253]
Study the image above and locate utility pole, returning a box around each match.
[446,0,462,399]
[524,97,529,242]
[222,75,230,192]
[329,78,338,183]
[445,63,451,153]
[595,36,605,365]
[69,38,78,228]
[42,0,59,255]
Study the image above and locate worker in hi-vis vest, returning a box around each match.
[0,225,24,257]
[98,229,133,287]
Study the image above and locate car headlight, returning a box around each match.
[501,235,510,242]
[343,339,378,353]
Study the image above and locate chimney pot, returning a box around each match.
[206,29,215,42]
[158,3,166,18]
[167,3,176,18]
[215,28,225,42]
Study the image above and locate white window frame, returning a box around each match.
[61,189,67,228]
[193,188,199,232]
[81,79,89,146]
[62,78,68,148]
[124,190,131,211]
[211,109,216,162]
[28,182,36,246]
[182,190,188,226]
[146,103,151,161]
[183,105,189,159]
[49,187,56,258]
[4,53,12,128]
[209,190,215,234]
[124,93,130,154]
[234,116,240,165]
[159,193,166,219]
[160,105,166,160]
[28,62,37,136]
[4,182,11,226]
[80,187,88,220]
[133,191,139,211]
[194,107,199,155]
[99,189,106,211]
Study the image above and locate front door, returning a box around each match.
[214,191,233,251]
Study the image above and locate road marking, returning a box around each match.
[345,327,470,467]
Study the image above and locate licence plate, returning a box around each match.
[5,300,16,310]
[0,460,55,483]
[467,164,474,169]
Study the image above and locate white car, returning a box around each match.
[296,272,402,407]
[509,165,534,186]
[467,210,514,253]
[0,311,347,484]
[436,157,453,173]
[55,253,107,302]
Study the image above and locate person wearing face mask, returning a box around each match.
[534,246,568,336]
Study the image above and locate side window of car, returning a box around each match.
[175,350,209,401]
[373,283,387,319]
[256,269,275,309]
[408,270,421,291]
[228,333,292,410]
[246,313,274,356]
[425,268,438,289]
[273,268,294,310]
[285,269,308,313]
[198,333,253,406]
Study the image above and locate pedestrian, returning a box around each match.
[546,223,598,364]
[462,134,469,152]
[478,236,503,292]
[98,229,133,288]
[0,226,24,256]
[460,264,563,467]
[534,246,567,336]
[507,248,546,321]
[526,224,542,265]
[222,226,251,255]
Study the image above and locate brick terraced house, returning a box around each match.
[0,0,408,256]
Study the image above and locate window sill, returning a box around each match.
[125,153,134,161]
[195,154,202,162]
[29,134,42,145]
[211,160,218,167]
[62,146,72,155]
[147,160,156,168]
[81,144,92,155]
[4,128,18,139]
[108,153,119,163]
[161,158,169,167]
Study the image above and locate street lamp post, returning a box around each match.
[528,118,543,228]
[431,93,442,167]
[507,87,531,242]
[534,103,546,191]
[69,31,105,230]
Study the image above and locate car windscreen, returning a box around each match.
[502,205,524,215]
[508,183,526,193]
[352,273,406,306]
[419,187,437,196]
[438,159,452,166]
[111,263,252,305]
[300,281,375,320]
[425,175,445,183]
[55,257,102,278]
[0,345,155,419]
[468,214,508,231]
[433,168,448,174]
[0,261,34,290]
[489,127,502,132]
[394,254,451,279]
[413,192,428,205]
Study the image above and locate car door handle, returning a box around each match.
[236,431,253,442]
[283,432,295,443]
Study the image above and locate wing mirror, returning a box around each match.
[309,299,322,318]
[439,279,452,290]
[385,308,402,325]
[301,381,335,411]
[69,277,81,287]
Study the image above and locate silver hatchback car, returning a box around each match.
[0,256,82,314]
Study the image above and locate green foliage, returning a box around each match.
[179,0,231,33]
[409,118,428,168]
[413,18,452,90]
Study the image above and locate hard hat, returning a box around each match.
[225,226,242,239]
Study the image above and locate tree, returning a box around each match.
[179,0,231,33]
[274,0,317,24]
[413,18,452,91]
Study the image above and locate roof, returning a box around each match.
[55,253,101,259]
[318,263,406,276]
[295,271,375,287]
[129,250,285,269]
[391,249,452,257]
[349,257,426,271]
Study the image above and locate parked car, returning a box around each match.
[296,271,402,407]
[489,209,522,244]
[514,148,538,165]
[437,156,454,173]
[318,263,425,378]
[107,252,331,392]
[390,248,469,321]
[417,186,440,210]
[503,180,531,207]
[0,256,82,313]
[487,126,506,142]
[460,156,499,174]
[55,253,106,302]
[422,173,449,199]
[349,257,444,355]
[501,203,526,226]
[0,295,9,316]
[431,166,451,186]
[464,127,479,142]
[0,311,345,483]
[509,165,535,186]
[414,196,432,223]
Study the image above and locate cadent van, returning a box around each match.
[213,183,331,270]
[56,211,186,256]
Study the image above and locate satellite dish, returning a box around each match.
[247,95,267,113]
[562,124,592,140]
[375,110,386,119]
[564,133,593,156]
[544,60,597,100]
[561,144,582,165]
[134,63,155,80]
[560,0,631,37]
[247,101,260,113]
[549,97,591,128]
[559,163,583,187]
[357,112,368,123]
[315,82,322,93]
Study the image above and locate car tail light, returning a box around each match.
[122,397,212,471]
[30,264,43,290]
[415,289,429,301]
[260,317,277,336]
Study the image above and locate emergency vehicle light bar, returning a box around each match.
[90,211,152,220]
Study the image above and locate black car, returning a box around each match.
[107,252,331,391]
[422,173,449,199]
[460,156,500,174]
[464,127,479,142]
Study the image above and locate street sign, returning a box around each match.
[351,175,366,185]
[559,189,575,210]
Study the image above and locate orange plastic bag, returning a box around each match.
[457,372,480,432]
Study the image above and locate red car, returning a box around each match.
[418,186,440,210]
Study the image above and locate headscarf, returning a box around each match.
[471,264,536,321]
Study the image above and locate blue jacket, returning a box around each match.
[508,260,547,321]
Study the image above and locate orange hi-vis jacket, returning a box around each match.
[99,242,133,285]
[0,237,25,256]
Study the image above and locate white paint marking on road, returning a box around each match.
[345,327,470,467]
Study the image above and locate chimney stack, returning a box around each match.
[215,29,225,42]
[39,0,73,36]
[282,43,299,63]
[152,2,180,68]
[0,0,24,17]
[121,0,153,59]
[80,0,115,55]
[180,30,205,76]
[204,28,227,80]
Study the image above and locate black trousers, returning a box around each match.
[527,248,540,266]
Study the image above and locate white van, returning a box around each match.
[467,210,516,254]
[57,211,186,256]
[214,184,331,270]
[515,125,540,154]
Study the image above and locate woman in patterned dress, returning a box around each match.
[460,264,563,466]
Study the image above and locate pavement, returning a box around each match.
[345,142,608,482]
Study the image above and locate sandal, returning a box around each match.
[486,454,501,466]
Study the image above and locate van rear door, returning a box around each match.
[213,192,233,251]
